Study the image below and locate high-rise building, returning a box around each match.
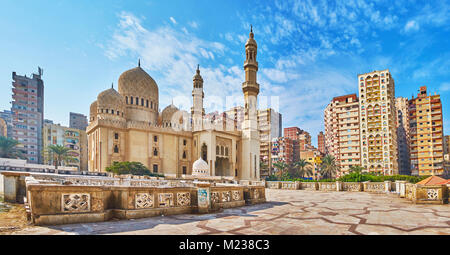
[69,112,88,131]
[43,122,88,170]
[358,69,398,175]
[11,68,44,164]
[409,86,444,176]
[299,146,323,180]
[257,108,282,177]
[444,135,449,155]
[317,131,325,154]
[284,127,311,161]
[395,97,411,175]
[324,94,361,177]
[0,110,13,138]
[271,137,294,167]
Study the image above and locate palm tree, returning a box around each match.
[293,159,313,178]
[273,161,289,179]
[349,165,365,174]
[320,155,338,179]
[0,136,24,159]
[46,145,73,169]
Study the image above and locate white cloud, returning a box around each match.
[404,20,419,32]
[169,17,177,24]
[188,21,198,29]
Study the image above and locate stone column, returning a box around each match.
[399,181,407,197]
[395,181,401,194]
[384,181,392,193]
[196,183,211,214]
[362,181,370,192]
[336,181,342,191]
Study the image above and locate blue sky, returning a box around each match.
[0,0,449,146]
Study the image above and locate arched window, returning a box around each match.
[131,97,134,104]
[136,97,139,105]
[141,98,144,106]
[126,96,128,104]
[146,100,149,108]
[153,148,158,156]
[114,145,119,153]
[216,146,220,155]
[201,143,207,161]
[182,151,186,159]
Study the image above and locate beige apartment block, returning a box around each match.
[324,94,361,177]
[257,108,282,177]
[87,28,261,180]
[43,123,88,170]
[358,69,398,175]
[395,97,411,174]
[409,86,444,176]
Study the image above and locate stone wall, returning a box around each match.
[25,177,266,226]
[265,180,449,205]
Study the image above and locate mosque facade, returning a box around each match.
[87,29,260,180]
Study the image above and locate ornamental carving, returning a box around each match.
[427,189,439,200]
[135,193,154,209]
[159,193,174,207]
[232,190,241,201]
[62,193,90,212]
[253,189,260,199]
[222,191,231,202]
[211,192,220,204]
[177,192,191,207]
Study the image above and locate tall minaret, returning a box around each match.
[241,25,260,180]
[191,64,204,131]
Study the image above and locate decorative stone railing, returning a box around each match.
[24,176,265,226]
[318,182,337,191]
[280,181,298,190]
[363,182,386,193]
[266,181,281,189]
[301,182,318,191]
[342,182,363,192]
[411,185,448,204]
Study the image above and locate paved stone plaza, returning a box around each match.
[10,189,450,235]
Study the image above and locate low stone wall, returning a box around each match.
[318,182,337,191]
[301,182,318,190]
[266,181,281,189]
[412,185,448,205]
[363,182,386,193]
[280,181,298,190]
[342,182,362,192]
[25,177,266,226]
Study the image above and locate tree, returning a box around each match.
[320,155,338,179]
[0,136,24,159]
[293,159,313,178]
[105,161,163,176]
[273,161,289,179]
[46,145,73,169]
[349,165,365,174]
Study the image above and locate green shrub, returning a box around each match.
[105,161,164,177]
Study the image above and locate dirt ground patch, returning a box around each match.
[0,202,29,235]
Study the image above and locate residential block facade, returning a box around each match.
[358,69,398,175]
[409,86,444,176]
[324,94,361,177]
[11,68,44,164]
[395,97,411,175]
[257,108,282,177]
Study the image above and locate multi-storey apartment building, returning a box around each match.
[11,68,44,163]
[299,146,323,180]
[69,112,88,131]
[409,86,444,176]
[284,127,311,162]
[317,131,325,154]
[395,97,411,175]
[43,122,88,170]
[358,69,398,175]
[271,137,294,168]
[0,110,13,138]
[444,135,449,155]
[324,94,361,177]
[257,108,282,177]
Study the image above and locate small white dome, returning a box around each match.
[192,157,209,176]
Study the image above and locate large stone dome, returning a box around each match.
[162,104,179,123]
[89,100,98,121]
[118,64,159,123]
[97,87,125,119]
[118,66,159,102]
[192,157,209,176]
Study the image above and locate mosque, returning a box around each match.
[87,28,260,180]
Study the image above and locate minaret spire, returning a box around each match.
[111,82,114,89]
[138,59,141,67]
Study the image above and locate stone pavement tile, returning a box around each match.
[362,210,449,230]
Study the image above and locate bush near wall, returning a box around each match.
[105,161,164,177]
[266,173,430,184]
